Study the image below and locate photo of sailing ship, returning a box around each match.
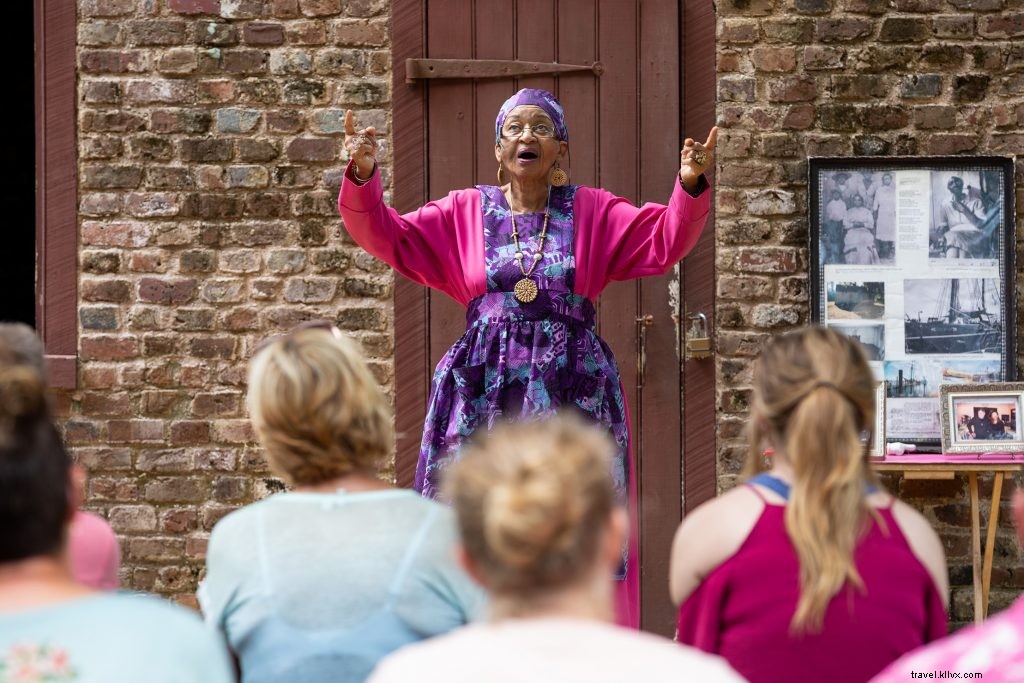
[827,323,885,361]
[826,281,884,320]
[903,278,1001,354]
[885,359,1001,399]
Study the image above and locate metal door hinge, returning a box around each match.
[405,58,604,84]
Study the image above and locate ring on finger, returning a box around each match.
[691,149,708,167]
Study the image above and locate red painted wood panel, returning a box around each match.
[35,0,78,389]
[682,0,718,514]
[391,0,717,633]
[637,0,683,637]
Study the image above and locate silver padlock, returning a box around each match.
[685,312,712,360]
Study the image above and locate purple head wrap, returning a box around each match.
[495,88,568,143]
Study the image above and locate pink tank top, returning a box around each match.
[677,483,947,683]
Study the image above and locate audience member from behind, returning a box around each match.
[670,327,949,683]
[199,325,481,683]
[872,488,1024,682]
[0,337,233,682]
[368,415,743,683]
[0,322,121,591]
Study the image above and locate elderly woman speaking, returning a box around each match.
[338,88,716,627]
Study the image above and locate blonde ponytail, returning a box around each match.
[745,327,880,633]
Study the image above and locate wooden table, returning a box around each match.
[874,460,1022,624]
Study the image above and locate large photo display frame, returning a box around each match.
[809,156,1016,449]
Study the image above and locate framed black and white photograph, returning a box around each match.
[826,281,885,321]
[827,323,885,361]
[810,156,1016,448]
[939,383,1024,454]
[929,169,1003,262]
[903,278,1001,355]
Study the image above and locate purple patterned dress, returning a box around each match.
[415,183,629,506]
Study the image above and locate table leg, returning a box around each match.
[982,472,1004,620]
[969,472,982,624]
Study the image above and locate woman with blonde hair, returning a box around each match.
[670,327,948,683]
[199,325,481,683]
[368,414,742,683]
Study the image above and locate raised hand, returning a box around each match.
[679,126,718,193]
[344,110,378,181]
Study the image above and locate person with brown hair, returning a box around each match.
[670,327,949,683]
[199,325,481,683]
[368,414,742,683]
[0,335,233,682]
[0,322,121,590]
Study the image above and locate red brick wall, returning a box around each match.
[714,1,1024,627]
[68,0,393,606]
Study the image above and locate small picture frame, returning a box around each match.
[869,380,886,459]
[939,382,1024,454]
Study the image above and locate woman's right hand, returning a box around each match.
[344,110,377,181]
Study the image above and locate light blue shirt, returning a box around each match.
[0,592,234,683]
[199,489,483,683]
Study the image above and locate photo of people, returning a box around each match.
[826,281,884,320]
[951,398,1019,443]
[819,170,896,266]
[929,169,1002,261]
[903,278,1001,355]
[827,323,885,361]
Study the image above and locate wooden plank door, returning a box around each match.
[390,0,716,635]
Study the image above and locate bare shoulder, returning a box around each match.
[669,484,765,606]
[889,498,950,607]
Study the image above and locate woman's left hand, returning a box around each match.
[679,127,718,193]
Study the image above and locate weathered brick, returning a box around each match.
[718,77,756,102]
[332,18,387,46]
[138,278,198,305]
[900,74,943,98]
[169,0,221,13]
[954,74,990,102]
[224,49,268,74]
[913,105,957,129]
[218,249,262,274]
[173,308,217,331]
[190,337,238,359]
[831,74,889,100]
[238,140,280,162]
[803,45,845,70]
[979,13,1024,39]
[215,107,262,133]
[751,47,797,72]
[151,109,211,133]
[81,50,148,73]
[81,336,140,361]
[80,306,120,331]
[816,17,873,42]
[126,20,187,46]
[719,19,760,43]
[852,135,891,156]
[285,137,337,162]
[82,111,146,133]
[933,15,974,39]
[191,392,242,417]
[767,75,817,102]
[244,22,286,45]
[879,17,932,42]
[861,105,910,130]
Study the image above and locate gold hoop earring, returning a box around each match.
[549,163,569,187]
[497,164,506,185]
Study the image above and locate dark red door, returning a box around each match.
[389,0,716,635]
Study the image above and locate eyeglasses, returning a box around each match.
[500,122,557,139]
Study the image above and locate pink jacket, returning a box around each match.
[337,163,711,303]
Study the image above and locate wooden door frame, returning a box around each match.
[389,0,717,624]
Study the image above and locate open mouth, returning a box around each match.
[516,149,539,161]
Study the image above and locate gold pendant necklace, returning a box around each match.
[509,202,549,304]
